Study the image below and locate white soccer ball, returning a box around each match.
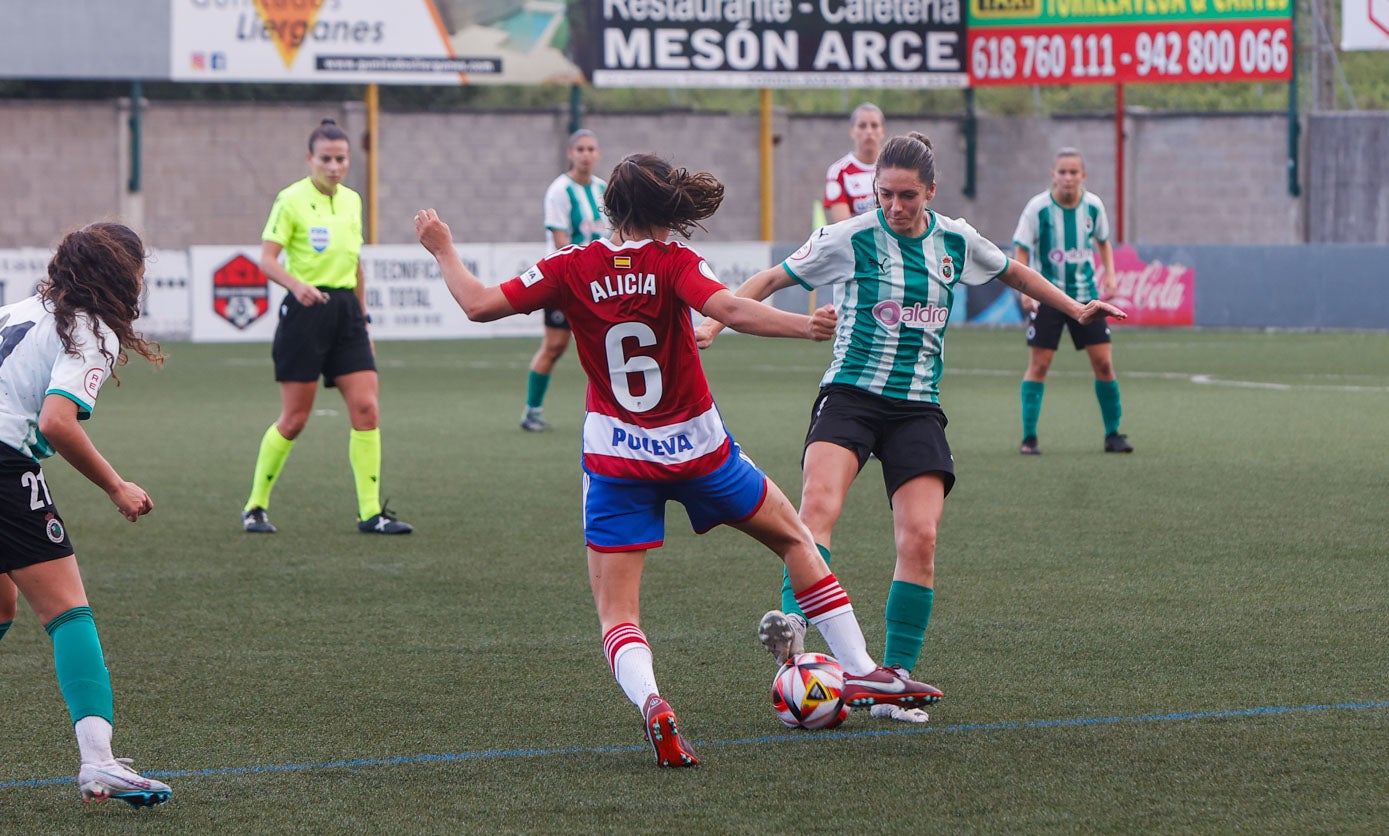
[771,652,849,730]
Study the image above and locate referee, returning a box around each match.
[241,118,412,535]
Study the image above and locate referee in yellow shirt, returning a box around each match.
[241,118,411,535]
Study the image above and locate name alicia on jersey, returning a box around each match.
[591,272,657,302]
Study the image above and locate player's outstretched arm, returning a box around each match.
[998,258,1127,325]
[414,209,516,322]
[701,290,835,342]
[38,395,152,522]
[695,265,798,348]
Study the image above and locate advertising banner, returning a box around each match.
[190,246,288,343]
[969,0,1293,86]
[171,0,582,85]
[1107,244,1194,326]
[575,1,968,88]
[1342,0,1389,49]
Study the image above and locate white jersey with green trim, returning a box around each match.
[0,295,117,461]
[543,173,609,251]
[1012,190,1110,303]
[782,209,1008,403]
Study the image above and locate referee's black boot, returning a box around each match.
[242,507,277,533]
[358,502,413,534]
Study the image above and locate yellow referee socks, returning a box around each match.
[349,428,382,521]
[245,424,294,512]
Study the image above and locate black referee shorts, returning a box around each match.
[804,383,956,500]
[0,445,75,572]
[272,287,375,387]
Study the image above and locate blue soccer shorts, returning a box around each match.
[582,443,769,553]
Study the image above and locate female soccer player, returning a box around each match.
[520,129,609,432]
[698,133,1127,723]
[415,153,942,768]
[240,118,411,535]
[0,222,171,806]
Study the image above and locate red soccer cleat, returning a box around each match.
[642,695,699,768]
[841,666,944,708]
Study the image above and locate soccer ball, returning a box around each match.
[771,652,849,730]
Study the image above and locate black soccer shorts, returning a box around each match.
[1027,302,1112,351]
[272,287,376,387]
[0,445,75,572]
[804,384,956,499]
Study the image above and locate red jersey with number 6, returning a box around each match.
[500,238,731,481]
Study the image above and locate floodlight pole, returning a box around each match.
[1115,83,1125,243]
[365,83,380,245]
[760,88,774,242]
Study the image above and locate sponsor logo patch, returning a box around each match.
[83,368,103,400]
[212,254,270,330]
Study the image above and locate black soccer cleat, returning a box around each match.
[1019,436,1041,455]
[359,502,413,534]
[1104,432,1134,453]
[242,507,277,533]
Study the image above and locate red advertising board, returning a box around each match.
[970,19,1292,85]
[1107,245,1194,327]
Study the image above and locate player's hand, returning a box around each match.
[1075,299,1127,325]
[1100,269,1117,299]
[292,281,328,306]
[108,480,153,522]
[694,319,723,350]
[415,209,453,256]
[1019,293,1040,314]
[808,303,837,341]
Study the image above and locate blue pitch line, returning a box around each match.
[4,700,1386,790]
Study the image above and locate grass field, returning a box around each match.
[1,327,1385,832]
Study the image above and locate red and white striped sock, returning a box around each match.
[795,573,874,675]
[603,623,659,708]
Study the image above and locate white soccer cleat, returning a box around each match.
[78,758,172,808]
[758,610,807,666]
[870,703,931,724]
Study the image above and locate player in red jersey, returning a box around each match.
[824,102,885,223]
[415,153,943,768]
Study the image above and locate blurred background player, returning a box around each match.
[699,133,1126,723]
[823,102,885,224]
[520,129,610,432]
[1013,147,1133,455]
[241,118,412,535]
[0,223,171,807]
[416,152,942,767]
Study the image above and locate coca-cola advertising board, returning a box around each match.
[1108,245,1194,327]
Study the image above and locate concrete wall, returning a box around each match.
[1306,113,1389,244]
[0,99,1375,253]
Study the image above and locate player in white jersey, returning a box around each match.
[1013,147,1132,455]
[521,129,611,432]
[699,133,1126,722]
[823,102,884,224]
[0,223,171,807]
[415,152,943,768]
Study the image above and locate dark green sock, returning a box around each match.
[526,371,551,410]
[883,581,934,672]
[782,544,831,617]
[1095,378,1123,435]
[1021,380,1045,439]
[0,620,11,642]
[45,607,114,725]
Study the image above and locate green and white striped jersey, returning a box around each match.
[783,209,1008,403]
[543,173,608,250]
[1012,190,1110,303]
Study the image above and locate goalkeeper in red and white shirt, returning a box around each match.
[415,152,942,768]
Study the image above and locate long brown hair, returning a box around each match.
[40,222,165,380]
[604,153,725,238]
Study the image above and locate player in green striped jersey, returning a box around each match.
[699,133,1126,722]
[521,130,609,432]
[1013,148,1132,455]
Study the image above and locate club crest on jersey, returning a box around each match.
[83,368,103,400]
[590,272,656,303]
[45,514,64,543]
[212,253,270,330]
[940,255,954,279]
[873,299,949,329]
[309,225,330,252]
